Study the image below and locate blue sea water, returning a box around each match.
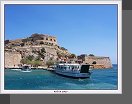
[4,64,118,90]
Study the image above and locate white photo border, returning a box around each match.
[0,0,122,94]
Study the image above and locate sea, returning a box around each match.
[4,64,118,90]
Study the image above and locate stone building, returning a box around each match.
[5,33,58,48]
[4,33,72,68]
[31,34,57,46]
[5,52,22,68]
[78,54,112,69]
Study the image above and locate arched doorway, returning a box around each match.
[92,61,97,64]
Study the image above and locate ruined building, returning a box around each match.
[4,33,70,68]
[78,54,112,69]
[4,34,112,69]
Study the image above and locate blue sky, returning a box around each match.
[5,4,117,64]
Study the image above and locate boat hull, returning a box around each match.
[55,70,90,79]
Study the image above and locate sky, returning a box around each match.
[5,4,117,64]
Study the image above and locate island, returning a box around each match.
[4,33,112,69]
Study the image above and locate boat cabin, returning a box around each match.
[56,63,90,73]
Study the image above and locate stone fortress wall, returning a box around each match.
[5,52,22,68]
[6,34,57,47]
[77,54,112,69]
[84,56,112,69]
[35,35,57,45]
[29,34,57,46]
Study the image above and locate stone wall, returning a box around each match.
[31,34,57,45]
[84,56,112,68]
[5,52,22,68]
[5,34,58,48]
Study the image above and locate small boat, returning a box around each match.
[54,63,91,78]
[21,65,32,72]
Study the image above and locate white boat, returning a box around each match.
[54,63,91,78]
[21,65,32,72]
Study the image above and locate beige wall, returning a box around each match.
[36,36,57,45]
[5,52,22,68]
[84,56,112,68]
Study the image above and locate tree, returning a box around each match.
[38,48,46,59]
[20,58,43,67]
[20,58,27,64]
[69,54,76,58]
[89,54,94,56]
[46,59,55,67]
[60,47,67,50]
[4,40,10,44]
[57,52,62,58]
[41,48,46,53]
[32,60,42,67]
[22,38,28,43]
[26,55,34,61]
[35,56,41,61]
[20,56,32,64]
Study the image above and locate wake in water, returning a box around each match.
[20,70,32,73]
[11,69,21,71]
[11,69,32,72]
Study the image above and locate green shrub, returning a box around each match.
[26,55,34,61]
[46,60,55,67]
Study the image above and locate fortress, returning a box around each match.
[5,33,57,47]
[78,54,112,69]
[4,33,113,69]
[30,33,57,45]
[4,33,70,68]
